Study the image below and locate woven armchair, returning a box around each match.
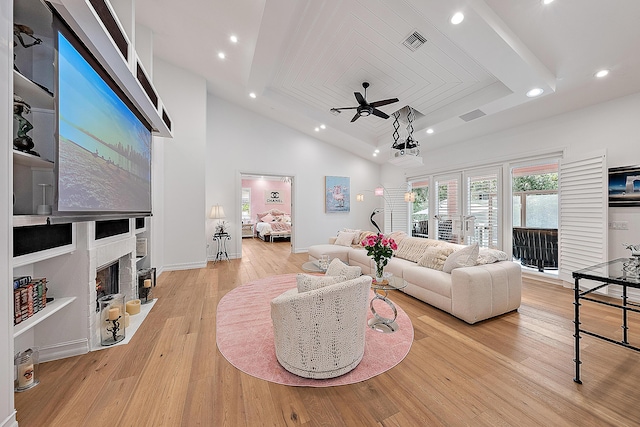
[270,276,372,379]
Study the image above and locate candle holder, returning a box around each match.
[14,348,39,392]
[137,267,156,304]
[99,294,125,346]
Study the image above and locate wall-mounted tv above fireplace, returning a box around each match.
[55,20,152,217]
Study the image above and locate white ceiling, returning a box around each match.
[135,0,640,163]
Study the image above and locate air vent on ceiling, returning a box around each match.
[459,109,487,122]
[402,31,427,52]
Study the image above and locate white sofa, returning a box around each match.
[308,231,522,324]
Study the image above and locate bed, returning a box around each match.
[255,209,292,242]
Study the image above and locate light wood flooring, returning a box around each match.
[15,238,640,426]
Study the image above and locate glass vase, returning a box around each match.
[375,260,385,283]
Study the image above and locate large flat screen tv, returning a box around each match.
[609,165,640,207]
[55,24,152,217]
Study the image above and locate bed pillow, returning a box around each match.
[418,246,456,271]
[262,213,275,222]
[296,274,346,293]
[443,243,479,273]
[325,258,361,280]
[476,248,510,265]
[334,231,357,247]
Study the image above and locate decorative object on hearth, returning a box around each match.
[13,95,39,156]
[137,268,156,304]
[99,294,125,346]
[330,82,399,122]
[361,233,398,283]
[126,299,141,315]
[14,347,39,392]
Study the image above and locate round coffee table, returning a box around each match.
[369,273,406,333]
[301,261,326,273]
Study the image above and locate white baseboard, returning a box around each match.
[0,412,18,427]
[38,339,89,363]
[163,261,207,271]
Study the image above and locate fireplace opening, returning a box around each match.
[96,261,119,312]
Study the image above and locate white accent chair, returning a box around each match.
[270,276,372,379]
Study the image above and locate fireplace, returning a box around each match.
[89,235,137,350]
[96,261,119,311]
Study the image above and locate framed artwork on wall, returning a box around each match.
[325,176,350,213]
[609,165,640,207]
[265,190,284,204]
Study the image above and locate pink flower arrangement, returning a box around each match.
[361,233,398,279]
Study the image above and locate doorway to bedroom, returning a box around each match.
[240,174,293,256]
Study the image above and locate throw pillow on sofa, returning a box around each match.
[443,243,480,273]
[335,231,357,246]
[476,248,510,265]
[296,274,346,293]
[418,246,456,271]
[325,258,361,280]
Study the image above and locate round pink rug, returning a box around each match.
[216,274,413,387]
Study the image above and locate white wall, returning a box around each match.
[152,60,208,271]
[206,95,381,257]
[382,92,640,271]
[1,0,17,423]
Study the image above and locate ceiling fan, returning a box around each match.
[330,82,399,122]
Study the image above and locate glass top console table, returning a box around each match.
[572,257,640,383]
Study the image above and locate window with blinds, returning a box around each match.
[435,176,461,243]
[558,151,607,285]
[467,172,499,248]
[383,186,409,234]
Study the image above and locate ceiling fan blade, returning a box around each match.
[350,112,360,122]
[331,106,358,111]
[369,98,399,108]
[371,108,390,119]
[354,92,366,105]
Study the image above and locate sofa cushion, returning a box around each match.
[417,246,456,271]
[296,274,346,293]
[395,237,461,263]
[387,231,409,245]
[443,243,479,273]
[476,248,510,265]
[325,258,362,280]
[383,257,417,279]
[335,231,357,246]
[403,265,453,298]
[308,244,350,264]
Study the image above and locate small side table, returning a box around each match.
[369,274,406,333]
[213,232,230,263]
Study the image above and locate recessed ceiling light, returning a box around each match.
[374,149,380,153]
[218,52,226,59]
[373,152,378,157]
[229,35,238,43]
[320,124,326,129]
[249,92,256,99]
[426,128,434,134]
[526,88,544,98]
[451,12,464,25]
[314,127,320,132]
[542,0,554,4]
[595,69,610,78]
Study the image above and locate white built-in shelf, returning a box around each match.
[13,70,54,110]
[14,296,76,338]
[13,150,54,169]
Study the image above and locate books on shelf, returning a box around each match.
[13,277,47,326]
